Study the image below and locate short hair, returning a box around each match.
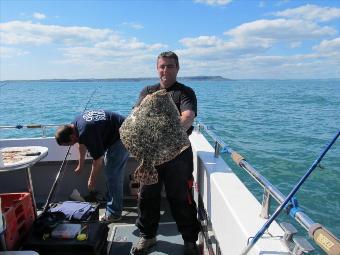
[55,124,74,145]
[157,51,179,68]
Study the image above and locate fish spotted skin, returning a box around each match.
[120,89,190,185]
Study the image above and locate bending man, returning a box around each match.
[55,110,129,222]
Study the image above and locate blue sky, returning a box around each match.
[1,0,340,80]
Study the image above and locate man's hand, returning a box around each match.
[88,156,103,191]
[180,109,195,131]
[74,164,82,174]
[76,143,87,174]
[88,176,96,191]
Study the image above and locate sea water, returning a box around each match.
[0,79,339,254]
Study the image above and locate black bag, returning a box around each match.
[32,211,66,238]
[23,222,108,255]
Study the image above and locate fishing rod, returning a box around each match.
[82,87,98,112]
[1,85,96,135]
[240,130,340,255]
[41,86,99,214]
[42,146,71,214]
[0,81,8,88]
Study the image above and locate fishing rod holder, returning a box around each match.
[213,141,228,158]
[0,124,61,137]
[196,123,229,158]
[292,236,315,254]
[260,188,271,219]
[279,221,314,254]
[280,222,298,246]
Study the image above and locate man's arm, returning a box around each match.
[179,86,197,131]
[75,143,87,174]
[88,156,104,191]
[180,109,195,131]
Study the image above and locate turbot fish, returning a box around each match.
[119,89,190,185]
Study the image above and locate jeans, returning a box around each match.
[104,139,129,217]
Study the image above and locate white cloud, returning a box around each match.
[177,17,337,61]
[0,20,168,79]
[33,12,46,20]
[225,19,336,43]
[61,43,163,60]
[95,36,165,51]
[180,36,223,47]
[194,0,232,6]
[52,50,157,79]
[289,41,301,48]
[179,51,339,79]
[0,46,29,58]
[174,10,340,79]
[274,4,340,22]
[1,3,340,80]
[0,21,112,46]
[0,21,164,53]
[259,1,266,8]
[120,22,144,30]
[313,37,340,55]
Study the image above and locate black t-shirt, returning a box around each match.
[135,82,197,134]
[72,110,125,160]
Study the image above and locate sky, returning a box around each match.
[1,0,340,80]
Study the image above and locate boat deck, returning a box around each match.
[105,198,185,255]
[0,159,186,255]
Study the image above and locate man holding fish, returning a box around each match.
[130,51,201,255]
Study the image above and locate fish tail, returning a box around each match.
[134,163,158,185]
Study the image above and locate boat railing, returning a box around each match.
[196,123,340,255]
[0,124,61,138]
[195,123,340,254]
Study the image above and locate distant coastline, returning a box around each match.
[2,76,231,83]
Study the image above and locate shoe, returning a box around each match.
[99,213,122,223]
[183,241,200,255]
[84,190,105,202]
[131,237,157,255]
